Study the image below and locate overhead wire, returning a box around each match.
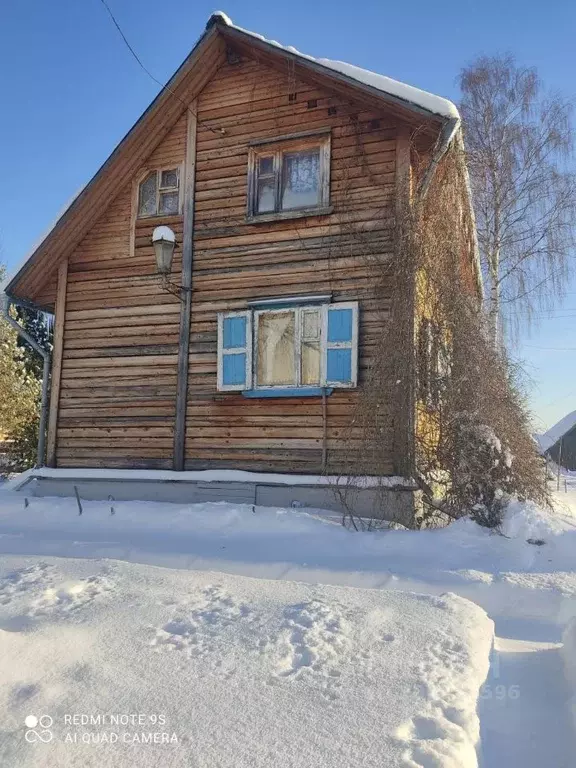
[96,0,225,136]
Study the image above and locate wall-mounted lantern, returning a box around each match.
[152,226,176,275]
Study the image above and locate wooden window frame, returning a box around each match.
[253,305,324,390]
[135,164,184,220]
[216,300,359,393]
[246,130,332,223]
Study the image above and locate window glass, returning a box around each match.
[159,191,179,215]
[257,311,296,386]
[281,150,320,210]
[138,172,157,217]
[160,169,179,189]
[259,156,275,175]
[302,341,321,385]
[257,178,276,213]
[302,309,320,339]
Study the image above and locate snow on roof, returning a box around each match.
[539,410,576,452]
[210,12,459,120]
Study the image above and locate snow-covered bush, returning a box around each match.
[450,418,513,527]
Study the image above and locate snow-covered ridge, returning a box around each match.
[210,12,459,120]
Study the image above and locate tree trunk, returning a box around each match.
[488,248,500,346]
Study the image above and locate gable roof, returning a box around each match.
[4,12,459,308]
[209,12,459,120]
[536,410,576,453]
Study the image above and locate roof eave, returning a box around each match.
[5,24,221,301]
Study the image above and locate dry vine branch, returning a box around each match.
[336,136,548,530]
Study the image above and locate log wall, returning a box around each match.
[54,53,405,473]
[56,116,187,468]
[185,56,399,473]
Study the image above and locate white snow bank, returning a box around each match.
[210,12,459,120]
[0,555,493,767]
[500,498,567,541]
[562,619,576,737]
[6,466,413,491]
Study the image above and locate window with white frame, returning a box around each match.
[247,133,331,220]
[137,168,181,217]
[217,301,358,392]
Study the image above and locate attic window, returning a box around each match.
[247,133,331,221]
[138,169,181,218]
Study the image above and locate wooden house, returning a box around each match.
[4,13,480,515]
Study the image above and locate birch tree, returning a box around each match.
[459,55,576,343]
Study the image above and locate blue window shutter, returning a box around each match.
[324,303,358,387]
[327,308,353,342]
[217,311,252,391]
[223,316,247,349]
[327,348,352,382]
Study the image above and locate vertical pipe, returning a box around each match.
[37,355,51,467]
[322,389,328,472]
[173,101,198,471]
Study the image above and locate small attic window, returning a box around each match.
[247,132,331,221]
[138,169,181,218]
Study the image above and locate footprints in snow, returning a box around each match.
[151,585,254,668]
[153,590,384,701]
[395,633,472,766]
[0,562,113,626]
[29,574,113,617]
[0,563,54,606]
[271,600,350,699]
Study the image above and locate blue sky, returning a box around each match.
[1,0,575,431]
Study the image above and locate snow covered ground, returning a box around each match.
[0,482,574,766]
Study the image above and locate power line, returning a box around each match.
[524,344,576,351]
[96,0,224,136]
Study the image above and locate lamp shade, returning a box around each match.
[152,226,176,275]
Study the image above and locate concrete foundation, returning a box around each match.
[17,471,419,526]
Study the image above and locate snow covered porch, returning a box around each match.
[9,468,421,523]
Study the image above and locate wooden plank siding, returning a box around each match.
[51,52,410,474]
[55,115,188,468]
[184,56,399,473]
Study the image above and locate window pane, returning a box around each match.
[302,309,320,339]
[257,311,296,386]
[159,191,179,215]
[257,178,276,213]
[302,340,321,385]
[281,150,320,210]
[259,156,274,175]
[160,169,179,189]
[138,172,157,216]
